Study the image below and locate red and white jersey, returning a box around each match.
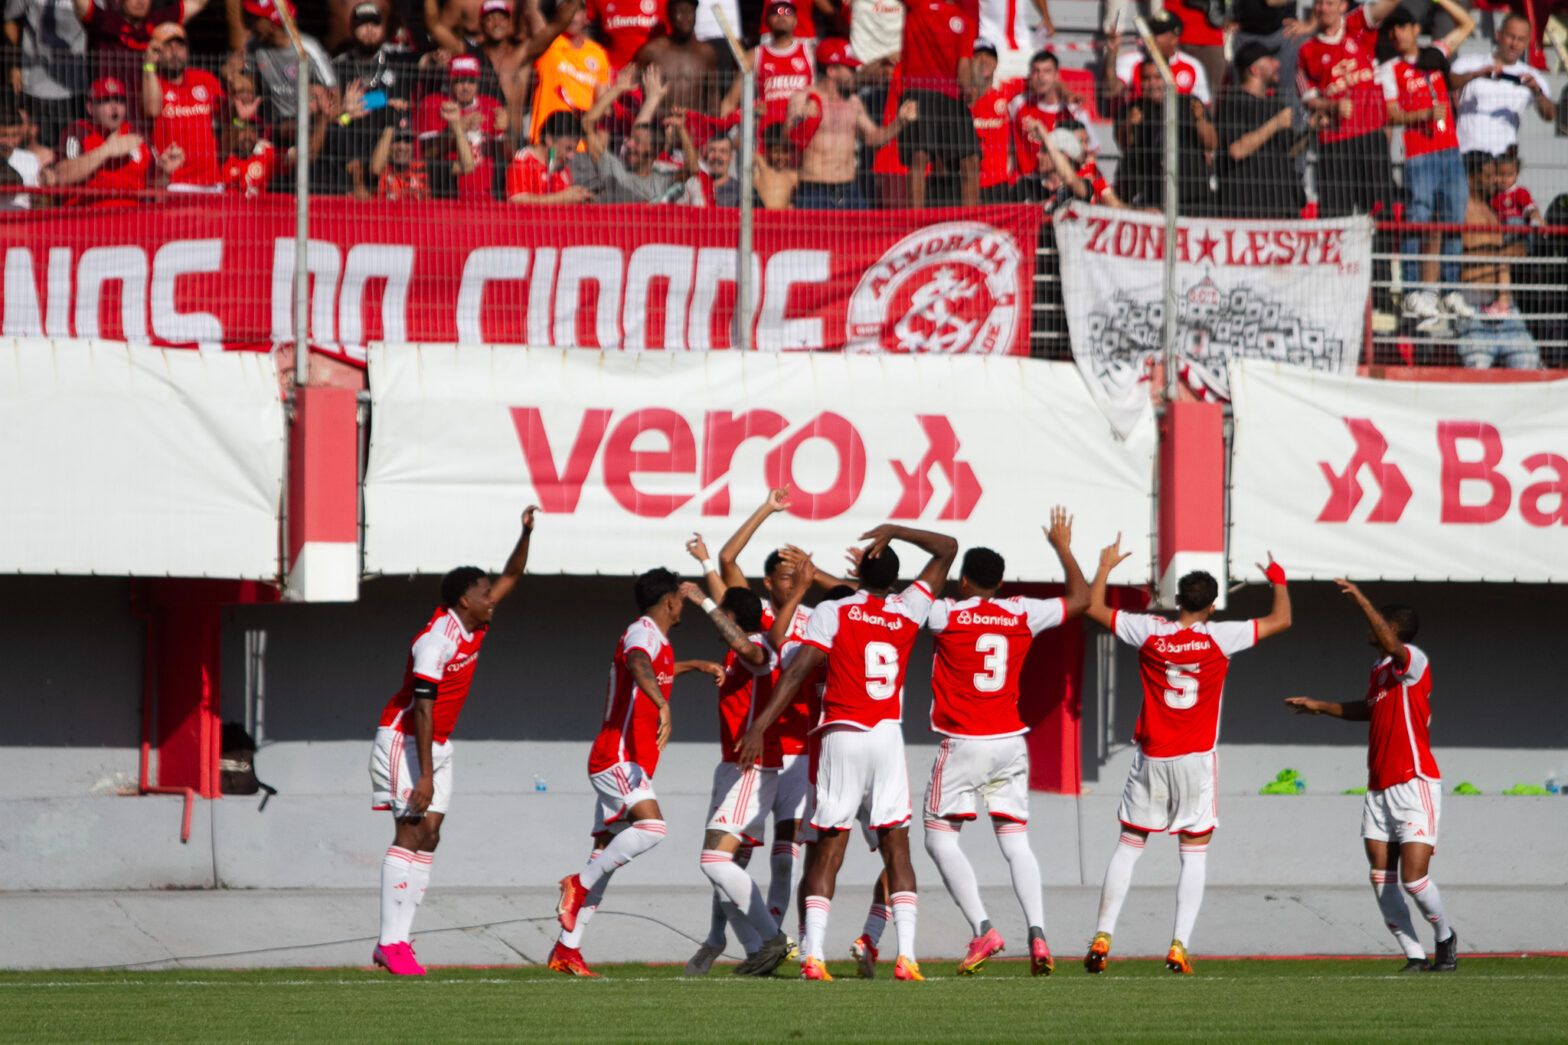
[1491,184,1535,224]
[801,582,935,731]
[927,595,1065,738]
[1115,48,1210,105]
[715,632,779,763]
[1377,44,1457,159]
[1297,7,1385,144]
[901,0,976,98]
[1112,610,1258,758]
[590,0,666,70]
[757,40,814,125]
[416,91,502,202]
[763,601,814,764]
[1365,644,1438,790]
[379,608,488,744]
[972,87,1014,188]
[1008,91,1099,175]
[222,139,275,198]
[588,616,676,776]
[153,69,224,187]
[60,120,149,203]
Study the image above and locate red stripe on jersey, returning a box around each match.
[379,607,487,743]
[589,617,675,776]
[1364,645,1439,790]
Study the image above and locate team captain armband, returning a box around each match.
[412,677,438,700]
[1263,561,1287,586]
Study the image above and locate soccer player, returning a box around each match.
[1284,584,1456,972]
[550,568,725,976]
[739,524,959,982]
[1082,538,1291,975]
[679,580,794,976]
[923,506,1090,977]
[368,506,539,977]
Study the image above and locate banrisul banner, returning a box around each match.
[363,347,1155,580]
[1054,203,1372,435]
[1230,360,1568,582]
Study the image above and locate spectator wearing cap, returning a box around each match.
[1102,11,1211,111]
[418,52,505,198]
[1448,13,1557,158]
[1115,55,1215,212]
[53,75,149,204]
[1009,48,1098,188]
[634,0,717,116]
[965,41,1017,202]
[240,0,339,127]
[0,90,45,208]
[1214,40,1302,218]
[786,38,914,209]
[1377,0,1477,328]
[898,0,982,208]
[334,2,416,197]
[1296,0,1400,217]
[721,0,814,128]
[1162,0,1225,104]
[372,118,438,199]
[976,0,1052,84]
[1230,0,1311,118]
[5,0,88,150]
[141,21,224,191]
[589,0,668,72]
[430,0,583,148]
[75,0,211,91]
[577,64,695,202]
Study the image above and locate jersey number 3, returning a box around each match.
[1163,663,1199,709]
[973,633,1007,693]
[865,641,899,700]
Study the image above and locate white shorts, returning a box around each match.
[1116,749,1219,837]
[810,721,911,834]
[924,735,1030,824]
[1362,777,1441,847]
[771,753,811,823]
[590,761,657,835]
[369,726,453,818]
[706,762,776,844]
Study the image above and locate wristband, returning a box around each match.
[700,558,716,575]
[1263,561,1287,585]
[700,597,717,614]
[143,62,157,74]
[339,113,353,126]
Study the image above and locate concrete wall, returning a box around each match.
[4,575,1567,892]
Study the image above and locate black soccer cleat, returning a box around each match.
[1399,958,1430,973]
[734,932,792,977]
[1427,930,1458,973]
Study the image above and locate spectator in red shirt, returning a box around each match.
[898,0,980,207]
[74,0,211,93]
[964,40,1016,202]
[53,75,149,205]
[373,121,434,201]
[1489,151,1542,237]
[1009,47,1097,180]
[507,109,594,202]
[140,21,224,192]
[220,111,275,197]
[721,0,814,129]
[1297,0,1399,217]
[1102,12,1211,111]
[589,0,667,71]
[418,53,506,200]
[1376,0,1476,327]
[1163,0,1224,104]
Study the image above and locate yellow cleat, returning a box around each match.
[1165,939,1194,975]
[1084,932,1112,974]
[892,956,924,981]
[801,956,834,981]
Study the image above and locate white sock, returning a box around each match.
[1172,840,1207,948]
[994,820,1045,933]
[924,819,988,936]
[1371,870,1425,959]
[1095,831,1147,936]
[862,902,891,947]
[580,820,666,889]
[768,841,799,918]
[803,895,831,961]
[703,891,728,949]
[702,850,779,942]
[890,891,918,961]
[378,845,414,947]
[559,851,610,949]
[1402,875,1453,946]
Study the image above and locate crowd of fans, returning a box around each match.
[1,0,1564,361]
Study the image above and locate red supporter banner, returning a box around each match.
[0,199,1040,362]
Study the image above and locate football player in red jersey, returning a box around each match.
[923,506,1089,977]
[1082,536,1290,975]
[739,523,958,982]
[1285,583,1455,972]
[367,506,539,976]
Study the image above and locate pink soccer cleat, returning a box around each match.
[1030,937,1055,976]
[801,956,833,981]
[404,940,428,975]
[957,928,1006,975]
[372,942,425,976]
[892,956,924,981]
[556,873,588,932]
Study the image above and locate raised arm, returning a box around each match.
[487,505,539,606]
[684,533,728,601]
[860,524,958,594]
[519,0,582,65]
[424,0,466,54]
[766,547,815,649]
[680,582,767,668]
[735,644,825,764]
[1253,553,1292,641]
[717,485,791,589]
[1086,532,1131,630]
[1335,578,1405,670]
[1433,0,1475,53]
[1283,696,1371,720]
[627,647,675,748]
[1045,506,1090,618]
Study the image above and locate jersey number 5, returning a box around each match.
[973,634,1007,693]
[1163,663,1199,709]
[865,641,899,700]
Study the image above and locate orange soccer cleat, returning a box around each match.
[556,873,588,932]
[892,956,924,981]
[1084,931,1112,974]
[547,942,600,977]
[801,956,834,981]
[1165,939,1194,975]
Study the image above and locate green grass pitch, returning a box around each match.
[6,957,1566,1043]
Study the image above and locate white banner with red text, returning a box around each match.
[1054,204,1373,436]
[1230,360,1568,582]
[362,347,1155,580]
[0,338,284,579]
[0,200,1040,359]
